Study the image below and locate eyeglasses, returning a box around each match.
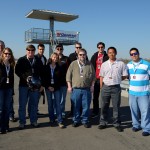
[57,48,63,51]
[76,47,81,49]
[4,53,11,55]
[130,52,138,56]
[79,54,86,56]
[98,47,104,49]
[27,49,35,52]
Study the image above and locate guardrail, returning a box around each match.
[121,80,129,91]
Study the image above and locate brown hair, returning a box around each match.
[0,47,15,67]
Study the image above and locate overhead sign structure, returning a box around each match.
[25,9,79,56]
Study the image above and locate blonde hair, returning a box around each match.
[0,47,15,67]
[47,52,59,64]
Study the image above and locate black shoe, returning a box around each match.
[132,127,141,132]
[142,132,150,136]
[1,130,7,134]
[18,124,25,130]
[37,112,44,116]
[6,128,11,132]
[98,124,106,129]
[115,126,123,132]
[9,117,17,122]
[72,122,80,127]
[83,123,91,128]
[31,122,39,128]
[91,113,99,118]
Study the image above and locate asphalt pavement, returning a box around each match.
[0,75,150,150]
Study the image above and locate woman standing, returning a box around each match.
[0,48,15,134]
[44,52,65,129]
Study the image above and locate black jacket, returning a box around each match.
[90,51,109,71]
[15,55,44,87]
[59,55,70,86]
[43,63,61,91]
[0,63,14,89]
[35,54,47,66]
[68,52,78,63]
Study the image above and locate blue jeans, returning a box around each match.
[45,89,63,123]
[71,88,91,124]
[129,94,150,133]
[18,86,39,125]
[9,97,15,118]
[60,86,67,115]
[0,88,13,131]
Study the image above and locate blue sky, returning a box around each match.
[0,0,150,59]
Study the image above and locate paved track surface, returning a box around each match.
[0,75,150,150]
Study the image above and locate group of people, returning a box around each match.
[0,40,150,137]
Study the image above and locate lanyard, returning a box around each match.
[77,60,85,76]
[5,64,10,77]
[27,57,35,67]
[132,61,141,73]
[108,60,114,77]
[50,64,56,79]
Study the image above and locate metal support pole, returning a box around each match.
[49,18,54,57]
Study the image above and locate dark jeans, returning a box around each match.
[92,79,100,114]
[100,84,121,126]
[9,97,15,118]
[0,88,13,131]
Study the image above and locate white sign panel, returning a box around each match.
[55,30,79,41]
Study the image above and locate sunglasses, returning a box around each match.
[4,53,11,55]
[98,46,104,49]
[76,47,81,49]
[79,54,86,56]
[57,48,63,51]
[130,52,138,56]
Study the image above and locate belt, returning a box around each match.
[104,84,120,87]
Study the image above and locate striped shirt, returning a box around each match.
[127,58,150,96]
[100,59,128,86]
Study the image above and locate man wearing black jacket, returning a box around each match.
[91,42,109,118]
[55,44,70,118]
[34,44,47,115]
[15,44,44,129]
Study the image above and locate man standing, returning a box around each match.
[98,47,127,132]
[55,44,70,118]
[127,48,150,136]
[91,42,108,118]
[69,42,82,63]
[15,44,44,129]
[66,48,95,128]
[35,44,47,115]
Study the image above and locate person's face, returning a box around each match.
[26,48,35,58]
[97,44,104,54]
[56,46,63,55]
[3,49,11,61]
[51,54,58,63]
[75,44,82,53]
[130,50,140,62]
[107,48,116,60]
[38,46,44,56]
[78,51,86,62]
